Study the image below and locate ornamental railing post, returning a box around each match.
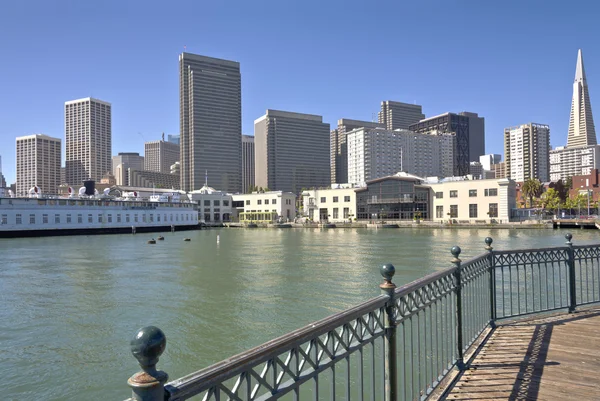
[451,246,464,370]
[485,237,496,326]
[380,264,397,401]
[565,233,577,313]
[127,326,169,401]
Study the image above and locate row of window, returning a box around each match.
[436,188,498,199]
[244,198,293,205]
[203,199,230,206]
[435,203,499,219]
[319,196,352,203]
[1,213,193,225]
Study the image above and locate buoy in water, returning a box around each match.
[148,239,156,244]
[157,236,165,241]
[217,234,220,244]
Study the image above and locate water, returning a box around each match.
[1,227,598,400]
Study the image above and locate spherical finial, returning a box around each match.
[485,237,493,246]
[130,326,166,368]
[565,233,573,242]
[380,263,396,281]
[451,246,461,258]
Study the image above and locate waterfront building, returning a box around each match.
[301,185,358,222]
[144,139,180,174]
[65,97,111,185]
[427,177,516,223]
[187,184,233,223]
[355,174,432,220]
[567,49,596,148]
[409,112,485,175]
[179,52,242,193]
[549,145,600,182]
[242,135,255,193]
[167,134,180,145]
[231,191,296,223]
[127,169,180,190]
[16,134,61,196]
[112,152,144,186]
[504,123,550,182]
[254,109,330,193]
[330,119,384,184]
[346,127,455,185]
[378,101,425,130]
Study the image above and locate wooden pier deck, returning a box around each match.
[443,308,600,400]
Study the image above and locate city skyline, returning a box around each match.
[1,2,599,184]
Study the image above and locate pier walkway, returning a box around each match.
[444,308,600,400]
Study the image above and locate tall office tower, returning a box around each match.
[378,101,425,130]
[145,140,180,174]
[504,123,550,182]
[65,97,111,186]
[255,110,330,193]
[346,128,455,184]
[567,49,596,148]
[242,135,255,193]
[112,152,145,186]
[479,154,502,171]
[409,111,485,175]
[179,52,242,192]
[16,134,61,195]
[167,134,180,145]
[330,119,384,184]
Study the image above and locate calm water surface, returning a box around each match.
[1,227,598,400]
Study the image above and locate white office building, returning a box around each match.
[232,191,296,223]
[301,186,358,222]
[504,123,550,182]
[188,184,233,223]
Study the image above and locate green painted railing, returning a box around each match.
[124,233,600,401]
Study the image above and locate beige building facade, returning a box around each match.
[232,191,296,222]
[16,134,61,196]
[301,186,357,222]
[144,140,179,174]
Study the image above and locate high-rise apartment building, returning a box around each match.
[567,49,596,148]
[112,152,144,186]
[167,134,180,145]
[378,101,425,130]
[242,135,255,193]
[330,119,384,184]
[255,110,330,193]
[65,97,111,186]
[179,52,242,193]
[346,128,455,184]
[144,140,179,174]
[549,145,600,182]
[504,123,550,182]
[16,134,61,196]
[409,112,485,175]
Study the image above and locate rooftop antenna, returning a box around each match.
[162,132,165,141]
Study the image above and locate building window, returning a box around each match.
[271,199,276,205]
[117,214,121,223]
[450,205,458,218]
[223,200,230,206]
[214,200,220,206]
[16,214,22,224]
[67,214,72,224]
[98,214,103,223]
[1,214,7,225]
[469,190,477,197]
[134,215,138,223]
[436,205,444,218]
[214,213,220,221]
[469,204,478,218]
[143,214,147,222]
[204,213,210,222]
[246,200,250,205]
[126,214,130,223]
[108,214,113,223]
[88,214,93,223]
[344,196,351,202]
[265,199,269,205]
[320,197,326,203]
[149,214,154,222]
[489,203,498,218]
[485,188,498,197]
[42,214,48,224]
[257,200,262,205]
[78,214,83,223]
[157,214,160,222]
[343,207,349,218]
[450,190,458,198]
[435,192,443,199]
[333,196,339,203]
[333,208,339,219]
[55,214,60,224]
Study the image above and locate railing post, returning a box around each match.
[128,326,169,401]
[451,246,464,370]
[565,233,577,313]
[380,263,397,401]
[485,237,496,327]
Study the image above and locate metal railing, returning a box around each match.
[124,233,600,401]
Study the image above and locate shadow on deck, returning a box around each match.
[442,308,600,400]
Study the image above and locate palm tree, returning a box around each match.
[522,178,543,208]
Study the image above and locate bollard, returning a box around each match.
[485,237,496,325]
[565,233,577,313]
[451,246,464,370]
[380,263,397,401]
[128,326,169,401]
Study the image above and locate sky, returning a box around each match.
[1,0,599,184]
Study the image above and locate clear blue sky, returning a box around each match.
[1,0,599,184]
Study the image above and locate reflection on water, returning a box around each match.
[0,228,597,400]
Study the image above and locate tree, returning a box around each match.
[564,197,578,214]
[542,188,561,215]
[549,179,569,202]
[521,178,543,208]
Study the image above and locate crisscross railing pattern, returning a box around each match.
[125,234,600,401]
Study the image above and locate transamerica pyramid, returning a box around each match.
[567,49,597,147]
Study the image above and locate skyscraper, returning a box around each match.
[179,53,242,192]
[112,152,145,186]
[504,123,550,182]
[242,135,255,193]
[167,134,180,145]
[144,140,180,174]
[16,134,61,195]
[567,49,596,148]
[378,101,425,130]
[255,110,330,193]
[65,97,111,185]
